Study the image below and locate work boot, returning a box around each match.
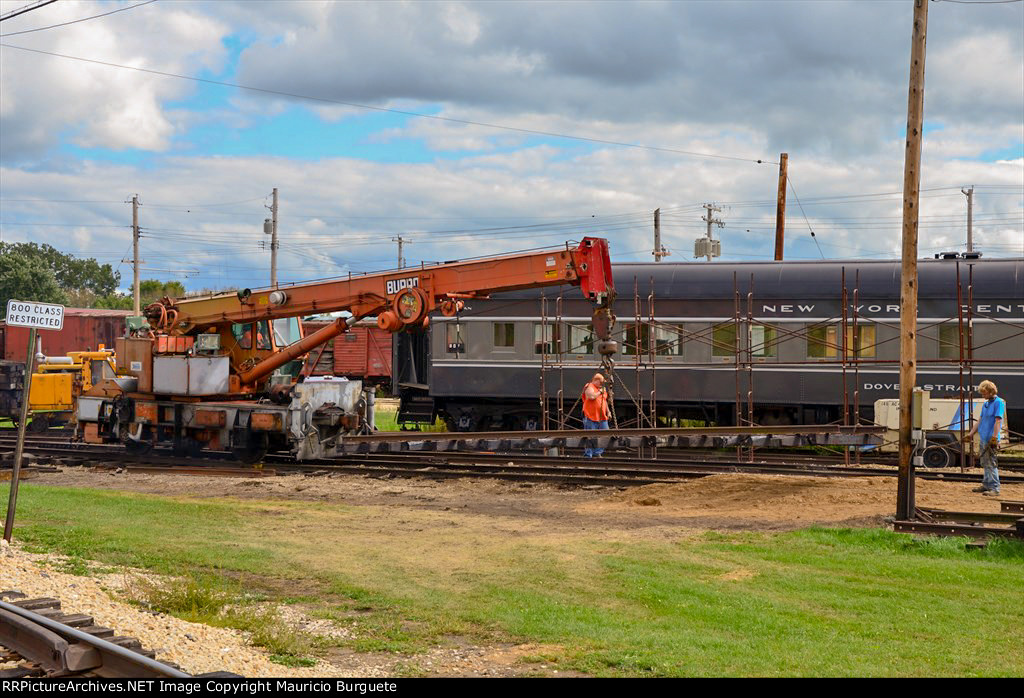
[971,486,988,493]
[982,490,1000,497]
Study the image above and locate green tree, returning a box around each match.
[0,242,120,298]
[0,252,68,318]
[93,293,134,310]
[92,280,187,311]
[139,280,185,302]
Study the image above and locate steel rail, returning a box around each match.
[0,599,190,678]
[5,439,1024,483]
[4,433,1024,471]
[340,424,885,443]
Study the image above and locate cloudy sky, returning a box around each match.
[1,0,1021,293]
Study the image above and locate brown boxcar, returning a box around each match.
[0,308,131,361]
[301,319,392,389]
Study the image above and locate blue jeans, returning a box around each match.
[981,444,1000,493]
[583,417,609,458]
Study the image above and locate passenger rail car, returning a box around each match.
[395,257,1023,434]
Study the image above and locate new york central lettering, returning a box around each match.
[760,302,1023,316]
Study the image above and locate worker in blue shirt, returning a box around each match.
[963,380,1006,496]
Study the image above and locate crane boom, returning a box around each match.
[83,237,616,461]
[145,238,613,333]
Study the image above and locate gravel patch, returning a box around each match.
[0,542,344,678]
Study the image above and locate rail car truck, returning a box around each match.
[76,239,616,461]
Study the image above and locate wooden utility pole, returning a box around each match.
[270,187,279,287]
[897,0,929,522]
[652,208,669,261]
[393,235,406,269]
[774,153,789,261]
[132,194,140,316]
[961,185,974,253]
[701,204,723,262]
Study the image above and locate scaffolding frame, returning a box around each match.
[535,268,1023,460]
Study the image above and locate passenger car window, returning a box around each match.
[533,323,560,354]
[750,325,777,357]
[447,322,465,354]
[493,322,515,348]
[712,323,737,357]
[653,326,682,356]
[567,323,594,355]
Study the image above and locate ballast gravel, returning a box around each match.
[0,543,356,678]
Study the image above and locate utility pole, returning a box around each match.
[896,0,928,522]
[700,203,724,262]
[652,208,669,261]
[774,153,789,261]
[961,185,974,253]
[132,194,140,316]
[270,188,279,287]
[393,235,406,269]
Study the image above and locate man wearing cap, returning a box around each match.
[963,380,1006,496]
[582,373,611,458]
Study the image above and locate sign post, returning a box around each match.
[3,299,64,542]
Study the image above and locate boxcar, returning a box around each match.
[0,308,131,361]
[301,319,393,390]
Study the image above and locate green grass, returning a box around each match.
[374,406,446,432]
[3,483,1022,676]
[123,571,314,664]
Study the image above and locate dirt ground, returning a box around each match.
[27,466,1024,533]
[7,466,1022,677]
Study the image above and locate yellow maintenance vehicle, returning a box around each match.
[9,347,120,432]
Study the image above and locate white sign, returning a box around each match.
[385,276,419,295]
[5,300,65,331]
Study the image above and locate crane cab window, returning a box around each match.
[273,317,302,348]
[232,321,273,350]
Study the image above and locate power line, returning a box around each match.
[0,0,158,37]
[0,41,775,165]
[0,0,57,23]
[933,0,1023,4]
[786,175,824,259]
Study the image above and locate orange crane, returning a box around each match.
[77,238,616,461]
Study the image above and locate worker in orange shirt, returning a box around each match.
[582,373,611,458]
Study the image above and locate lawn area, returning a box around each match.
[2,482,1022,677]
[373,404,445,432]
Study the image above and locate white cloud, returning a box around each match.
[0,1,230,158]
[0,0,1019,287]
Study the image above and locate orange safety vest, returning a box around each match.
[582,382,608,421]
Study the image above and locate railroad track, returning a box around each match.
[0,592,237,678]
[5,432,1022,469]
[3,436,1023,487]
